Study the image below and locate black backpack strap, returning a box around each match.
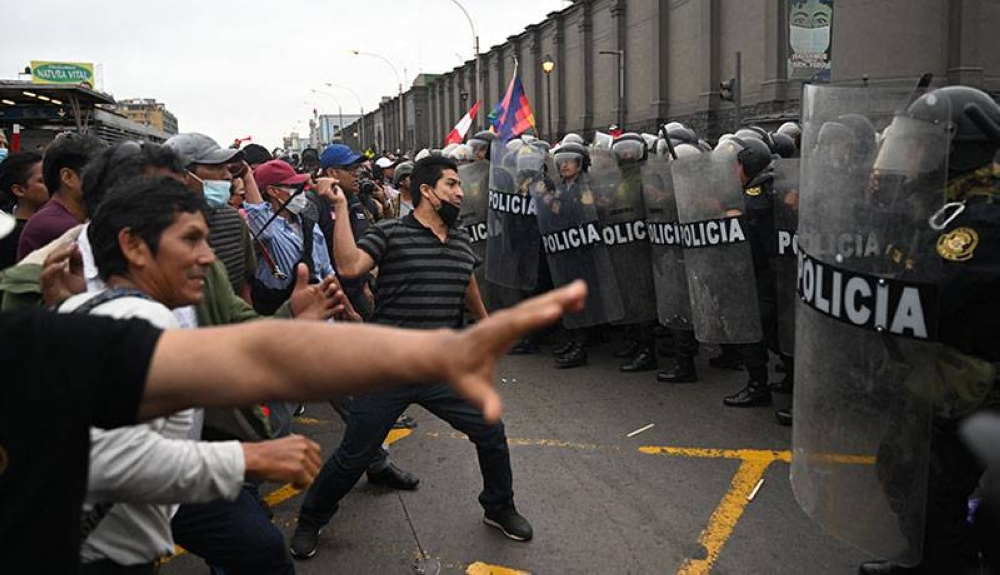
[299,215,317,282]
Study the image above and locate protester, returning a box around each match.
[0,217,587,571]
[0,151,46,269]
[17,134,106,260]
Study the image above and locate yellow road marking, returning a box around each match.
[466,561,532,575]
[293,416,327,425]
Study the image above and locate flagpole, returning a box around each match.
[448,0,481,133]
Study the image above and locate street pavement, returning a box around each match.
[162,335,869,574]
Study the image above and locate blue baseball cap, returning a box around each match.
[320,144,363,169]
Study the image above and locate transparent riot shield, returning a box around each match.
[641,155,693,328]
[671,149,762,343]
[484,144,541,291]
[791,84,951,566]
[772,158,800,355]
[459,160,505,311]
[589,149,658,325]
[532,172,625,328]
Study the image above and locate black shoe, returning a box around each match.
[723,384,773,407]
[483,505,533,541]
[619,349,658,372]
[613,340,644,359]
[289,522,322,560]
[508,338,540,355]
[293,403,306,417]
[552,340,576,356]
[657,360,698,383]
[857,561,921,575]
[709,353,743,370]
[367,462,419,490]
[776,408,792,426]
[555,345,587,368]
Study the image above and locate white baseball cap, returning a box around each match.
[375,157,395,169]
[0,211,15,241]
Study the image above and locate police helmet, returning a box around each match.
[553,142,591,172]
[611,133,648,165]
[515,143,545,174]
[561,133,585,146]
[467,131,497,159]
[666,124,698,146]
[777,122,802,140]
[393,161,415,186]
[674,143,702,158]
[910,85,1000,178]
[448,144,475,163]
[770,132,797,158]
[728,136,772,181]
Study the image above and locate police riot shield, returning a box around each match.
[772,158,800,355]
[589,149,658,325]
[532,173,625,328]
[671,150,762,343]
[484,144,541,291]
[459,160,502,310]
[791,84,951,565]
[641,155,693,328]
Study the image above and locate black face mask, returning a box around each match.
[430,189,461,227]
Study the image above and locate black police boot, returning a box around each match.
[552,339,575,357]
[555,344,587,369]
[657,356,698,383]
[723,382,772,407]
[857,561,922,575]
[613,340,644,359]
[775,408,792,426]
[708,350,743,370]
[620,348,658,372]
[508,337,540,355]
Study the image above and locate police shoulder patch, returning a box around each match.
[745,186,762,197]
[937,227,979,262]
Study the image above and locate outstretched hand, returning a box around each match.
[444,280,587,422]
[289,264,347,321]
[40,242,87,307]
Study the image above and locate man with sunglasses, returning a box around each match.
[246,159,335,316]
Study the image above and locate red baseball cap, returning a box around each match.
[253,159,310,191]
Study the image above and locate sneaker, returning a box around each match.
[367,462,419,490]
[289,522,322,560]
[483,505,533,541]
[723,384,772,407]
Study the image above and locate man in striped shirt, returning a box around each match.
[290,156,530,561]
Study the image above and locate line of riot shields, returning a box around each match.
[457,82,956,566]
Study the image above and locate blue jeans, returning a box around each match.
[172,484,294,575]
[299,384,514,527]
[330,396,389,473]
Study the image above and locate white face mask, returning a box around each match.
[285,191,309,215]
[790,25,830,55]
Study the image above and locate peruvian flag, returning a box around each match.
[444,101,481,146]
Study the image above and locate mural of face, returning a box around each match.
[790,0,832,55]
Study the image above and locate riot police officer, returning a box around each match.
[858,85,1000,575]
[721,136,786,407]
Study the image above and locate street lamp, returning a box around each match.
[350,50,404,150]
[542,55,555,141]
[599,49,625,131]
[325,82,366,146]
[448,0,481,131]
[310,89,345,142]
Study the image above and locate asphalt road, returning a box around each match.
[162,336,869,574]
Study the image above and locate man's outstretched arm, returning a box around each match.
[140,280,587,423]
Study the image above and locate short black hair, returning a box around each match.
[42,134,107,195]
[243,143,273,166]
[0,151,43,211]
[410,155,458,208]
[89,175,208,282]
[81,141,186,219]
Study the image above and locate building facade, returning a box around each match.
[341,0,1000,153]
[111,98,178,135]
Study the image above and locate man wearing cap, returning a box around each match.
[246,160,335,315]
[375,156,399,203]
[319,144,376,318]
[165,133,257,298]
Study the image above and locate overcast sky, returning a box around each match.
[5,0,571,149]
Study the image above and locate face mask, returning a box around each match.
[285,191,309,215]
[0,149,8,162]
[202,180,232,209]
[429,188,461,227]
[789,25,830,55]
